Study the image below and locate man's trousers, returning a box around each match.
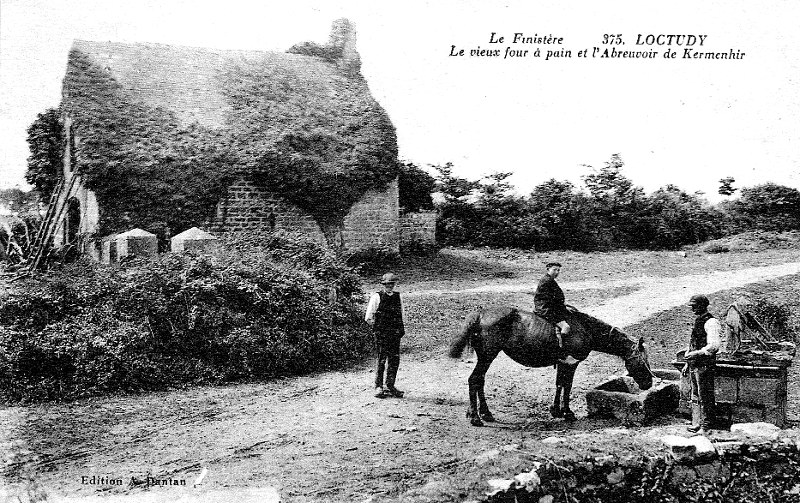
[375,330,402,389]
[690,364,715,429]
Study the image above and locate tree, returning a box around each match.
[398,161,435,212]
[528,179,598,251]
[646,185,723,248]
[581,154,649,248]
[25,108,64,198]
[0,188,40,218]
[729,183,800,231]
[718,176,737,196]
[433,162,479,203]
[433,165,536,248]
[581,153,633,199]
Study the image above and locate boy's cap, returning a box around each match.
[545,262,562,268]
[688,294,709,308]
[381,272,399,284]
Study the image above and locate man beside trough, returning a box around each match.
[683,293,721,435]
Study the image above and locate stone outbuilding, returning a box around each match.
[170,227,219,254]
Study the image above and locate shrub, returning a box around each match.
[345,247,401,277]
[0,232,371,403]
[702,243,730,254]
[745,295,794,342]
[398,161,435,213]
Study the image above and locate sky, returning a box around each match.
[1,0,799,202]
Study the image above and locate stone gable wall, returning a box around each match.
[341,179,399,253]
[210,180,327,245]
[210,178,400,253]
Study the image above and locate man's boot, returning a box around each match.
[386,363,404,398]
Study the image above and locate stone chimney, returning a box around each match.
[328,18,361,75]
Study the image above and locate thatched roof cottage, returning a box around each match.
[48,19,424,259]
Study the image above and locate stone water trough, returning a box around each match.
[586,369,681,425]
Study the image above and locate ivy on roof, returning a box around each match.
[59,36,398,246]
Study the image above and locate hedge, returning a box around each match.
[0,232,371,403]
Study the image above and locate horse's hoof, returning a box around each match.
[470,417,484,427]
[550,406,563,418]
[563,410,577,422]
[480,411,495,422]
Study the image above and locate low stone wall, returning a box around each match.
[399,210,436,252]
[485,424,800,503]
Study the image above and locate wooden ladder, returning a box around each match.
[27,174,78,271]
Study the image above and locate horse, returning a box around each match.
[448,306,654,426]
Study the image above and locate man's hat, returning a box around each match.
[381,272,399,284]
[545,262,562,268]
[688,294,710,308]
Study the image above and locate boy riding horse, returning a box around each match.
[534,262,571,362]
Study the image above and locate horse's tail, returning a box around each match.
[449,310,481,358]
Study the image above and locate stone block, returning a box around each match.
[731,406,765,425]
[661,435,717,463]
[652,369,681,381]
[715,376,738,403]
[586,373,679,425]
[691,435,717,459]
[171,227,219,254]
[661,435,694,462]
[116,228,158,259]
[762,406,786,428]
[739,377,778,406]
[730,422,781,439]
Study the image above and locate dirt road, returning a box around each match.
[3,261,800,503]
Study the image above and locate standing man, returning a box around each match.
[684,294,721,435]
[365,272,406,399]
[534,262,571,359]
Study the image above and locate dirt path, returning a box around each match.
[4,262,800,503]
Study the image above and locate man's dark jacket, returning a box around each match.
[688,311,716,368]
[374,291,405,337]
[534,274,569,324]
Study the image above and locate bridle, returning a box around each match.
[611,326,657,379]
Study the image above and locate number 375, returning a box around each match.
[602,34,623,45]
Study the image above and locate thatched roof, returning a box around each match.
[66,37,370,130]
[61,19,397,175]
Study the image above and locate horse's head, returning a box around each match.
[620,331,653,390]
[571,311,654,390]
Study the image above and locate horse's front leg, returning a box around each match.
[467,350,498,427]
[553,362,579,421]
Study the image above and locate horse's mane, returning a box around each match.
[568,309,636,357]
[569,309,611,332]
